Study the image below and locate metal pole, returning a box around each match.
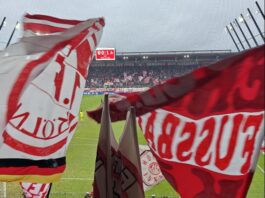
[0,17,6,31]
[240,14,259,46]
[226,26,240,52]
[230,22,245,50]
[5,21,18,48]
[255,1,265,20]
[234,18,251,48]
[247,8,265,42]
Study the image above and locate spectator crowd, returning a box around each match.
[86,65,199,88]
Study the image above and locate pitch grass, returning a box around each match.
[4,95,265,197]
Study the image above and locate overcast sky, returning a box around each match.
[0,0,264,52]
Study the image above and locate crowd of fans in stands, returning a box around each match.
[86,65,199,88]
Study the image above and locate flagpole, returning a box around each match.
[0,17,6,31]
[103,94,113,198]
[46,183,52,198]
[6,21,18,48]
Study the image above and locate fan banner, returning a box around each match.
[20,182,52,198]
[139,145,165,191]
[88,45,264,197]
[0,14,104,183]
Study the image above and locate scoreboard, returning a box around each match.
[95,48,116,60]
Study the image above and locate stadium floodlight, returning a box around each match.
[255,10,260,14]
[246,13,251,19]
[225,26,240,52]
[15,23,20,30]
[234,18,251,48]
[230,22,245,50]
[238,16,244,23]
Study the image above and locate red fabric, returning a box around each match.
[0,166,65,175]
[88,45,265,197]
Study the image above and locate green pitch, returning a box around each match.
[4,95,265,197]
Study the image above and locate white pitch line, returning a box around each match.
[257,165,265,174]
[61,178,93,181]
[73,137,98,141]
[69,143,97,146]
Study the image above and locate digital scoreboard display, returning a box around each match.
[95,48,115,60]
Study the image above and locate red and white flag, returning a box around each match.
[139,145,165,191]
[88,45,265,197]
[93,94,119,198]
[118,108,145,198]
[20,182,52,198]
[0,14,104,183]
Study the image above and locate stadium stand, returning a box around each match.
[86,50,235,88]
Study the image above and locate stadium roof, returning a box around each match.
[0,0,264,52]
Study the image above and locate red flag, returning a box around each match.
[88,46,265,197]
[0,14,104,183]
[20,182,52,198]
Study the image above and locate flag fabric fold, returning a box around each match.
[93,96,145,197]
[118,107,145,198]
[88,46,265,197]
[0,14,104,183]
[93,94,119,198]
